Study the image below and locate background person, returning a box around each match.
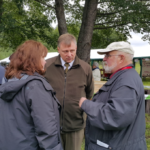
[0,65,5,85]
[2,53,15,84]
[0,40,63,150]
[92,61,101,81]
[45,33,94,150]
[79,41,147,150]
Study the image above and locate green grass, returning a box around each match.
[135,62,150,89]
[143,78,150,89]
[81,139,85,150]
[135,61,141,74]
[0,50,13,60]
[81,114,150,150]
[146,114,150,150]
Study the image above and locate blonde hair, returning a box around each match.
[57,33,77,47]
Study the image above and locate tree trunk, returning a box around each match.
[77,0,98,63]
[55,0,67,35]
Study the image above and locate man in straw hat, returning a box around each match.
[79,41,147,150]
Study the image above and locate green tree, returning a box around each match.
[0,0,56,50]
[34,0,150,62]
[92,29,127,49]
[67,23,127,49]
[0,0,150,62]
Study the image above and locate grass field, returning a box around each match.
[81,139,85,150]
[135,61,150,89]
[146,114,150,150]
[0,50,13,60]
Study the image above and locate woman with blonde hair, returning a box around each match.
[0,40,63,150]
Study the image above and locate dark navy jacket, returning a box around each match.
[0,73,63,150]
[81,64,147,150]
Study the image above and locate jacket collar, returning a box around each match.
[72,55,80,68]
[100,64,133,91]
[54,55,62,66]
[54,55,80,68]
[33,73,55,90]
[0,72,59,104]
[34,72,60,105]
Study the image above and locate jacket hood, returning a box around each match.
[0,74,53,102]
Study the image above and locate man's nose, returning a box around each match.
[103,57,106,61]
[67,51,71,57]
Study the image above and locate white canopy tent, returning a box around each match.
[0,48,150,63]
[90,48,150,60]
[0,57,10,63]
[0,52,59,63]
[44,52,59,60]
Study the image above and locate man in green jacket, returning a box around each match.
[45,33,94,150]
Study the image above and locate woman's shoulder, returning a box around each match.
[26,75,54,91]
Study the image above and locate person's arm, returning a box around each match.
[86,66,94,99]
[25,80,62,150]
[81,86,138,130]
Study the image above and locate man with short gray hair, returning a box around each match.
[79,41,147,150]
[45,33,94,150]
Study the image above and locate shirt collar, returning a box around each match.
[60,57,75,69]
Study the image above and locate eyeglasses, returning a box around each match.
[104,54,120,58]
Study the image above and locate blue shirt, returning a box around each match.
[60,57,74,70]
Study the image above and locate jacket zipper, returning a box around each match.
[61,72,67,130]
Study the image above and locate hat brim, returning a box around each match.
[97,49,113,55]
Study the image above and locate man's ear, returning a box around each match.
[119,55,125,63]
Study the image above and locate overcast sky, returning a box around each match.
[128,32,150,54]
